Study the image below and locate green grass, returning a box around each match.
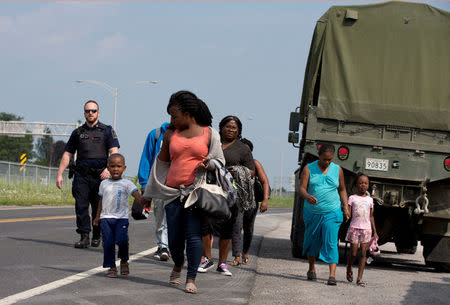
[0,180,294,208]
[268,195,294,208]
[0,181,74,206]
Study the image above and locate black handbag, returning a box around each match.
[131,199,149,220]
[184,172,232,220]
[254,177,264,203]
[254,176,271,203]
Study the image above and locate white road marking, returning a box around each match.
[0,246,158,305]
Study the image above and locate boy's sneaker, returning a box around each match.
[216,263,232,276]
[153,247,161,260]
[198,258,214,273]
[159,248,170,261]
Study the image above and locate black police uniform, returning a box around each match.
[65,122,119,244]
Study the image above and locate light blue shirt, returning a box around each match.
[304,160,341,214]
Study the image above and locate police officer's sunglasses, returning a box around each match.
[84,109,98,114]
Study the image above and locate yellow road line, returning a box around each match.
[0,215,75,223]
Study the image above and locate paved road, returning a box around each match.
[0,206,448,305]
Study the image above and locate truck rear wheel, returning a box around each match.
[291,180,305,258]
[290,217,305,258]
[394,209,418,254]
[395,240,417,254]
[374,206,394,245]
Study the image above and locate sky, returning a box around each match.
[1,1,449,190]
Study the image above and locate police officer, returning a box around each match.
[56,100,119,248]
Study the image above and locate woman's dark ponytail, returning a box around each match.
[167,90,212,127]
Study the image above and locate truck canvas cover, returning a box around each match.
[300,2,450,131]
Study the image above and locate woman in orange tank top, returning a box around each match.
[157,90,219,294]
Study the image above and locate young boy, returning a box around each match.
[93,153,150,278]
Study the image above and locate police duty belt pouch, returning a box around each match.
[131,199,150,220]
[184,170,232,220]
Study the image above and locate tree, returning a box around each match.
[34,127,54,166]
[34,129,68,167]
[0,112,34,162]
[50,140,67,167]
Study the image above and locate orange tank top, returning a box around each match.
[166,127,209,188]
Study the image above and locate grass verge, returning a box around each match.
[268,195,294,208]
[0,181,294,208]
[0,181,74,206]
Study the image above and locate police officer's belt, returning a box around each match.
[69,163,104,178]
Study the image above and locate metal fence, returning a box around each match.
[270,175,296,197]
[0,160,135,185]
[0,160,69,185]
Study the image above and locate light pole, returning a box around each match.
[76,80,158,130]
[251,134,286,196]
[244,116,286,196]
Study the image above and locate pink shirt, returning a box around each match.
[166,127,209,188]
[348,194,373,230]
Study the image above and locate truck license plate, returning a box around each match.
[365,158,389,171]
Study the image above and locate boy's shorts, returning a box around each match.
[345,227,372,244]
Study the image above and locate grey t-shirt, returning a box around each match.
[99,178,138,219]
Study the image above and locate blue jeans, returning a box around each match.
[153,199,169,249]
[100,218,129,268]
[156,214,169,249]
[165,197,203,280]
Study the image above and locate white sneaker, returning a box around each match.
[159,248,170,261]
[216,263,232,276]
[198,258,214,273]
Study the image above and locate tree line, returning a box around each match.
[0,112,67,167]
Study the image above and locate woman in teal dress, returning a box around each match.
[299,144,350,285]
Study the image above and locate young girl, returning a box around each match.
[346,173,378,287]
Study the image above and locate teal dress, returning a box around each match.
[302,161,343,263]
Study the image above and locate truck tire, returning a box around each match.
[374,206,394,245]
[291,171,305,258]
[395,241,417,254]
[394,208,418,254]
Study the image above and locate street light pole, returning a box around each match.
[113,88,118,130]
[76,80,158,130]
[253,134,286,196]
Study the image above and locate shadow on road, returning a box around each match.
[256,235,441,274]
[402,278,450,305]
[42,265,174,288]
[8,236,103,254]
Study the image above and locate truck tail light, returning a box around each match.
[445,156,450,171]
[338,146,349,160]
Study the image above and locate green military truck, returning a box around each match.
[288,2,450,269]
